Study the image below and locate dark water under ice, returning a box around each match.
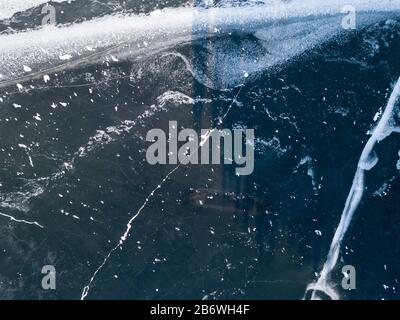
[0,0,400,300]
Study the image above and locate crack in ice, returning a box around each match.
[306,76,400,300]
[80,85,243,300]
[80,164,181,300]
[0,212,44,229]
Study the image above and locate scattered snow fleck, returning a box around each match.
[59,54,72,60]
[28,155,34,167]
[150,9,161,17]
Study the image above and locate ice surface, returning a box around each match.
[307,76,400,300]
[1,1,400,89]
[0,0,73,20]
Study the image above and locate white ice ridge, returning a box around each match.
[1,0,400,88]
[307,76,400,300]
[0,0,72,20]
[0,212,44,228]
[80,85,243,300]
